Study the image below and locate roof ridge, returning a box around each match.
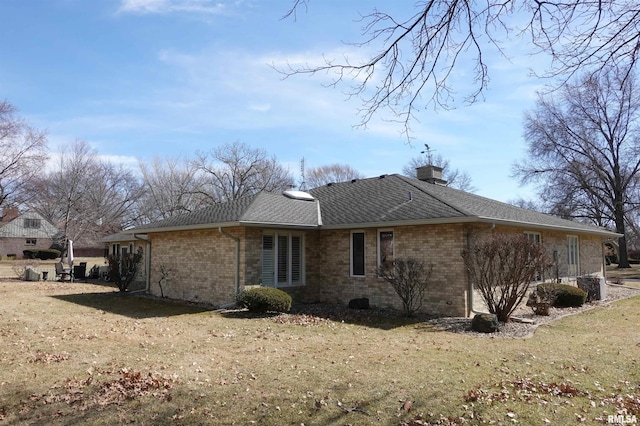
[394,174,472,217]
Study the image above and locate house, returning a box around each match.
[0,209,59,259]
[108,166,620,316]
[98,232,148,291]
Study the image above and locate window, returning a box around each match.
[567,235,579,277]
[24,218,41,229]
[378,229,394,271]
[524,232,541,245]
[262,232,304,287]
[26,238,37,245]
[351,231,365,276]
[524,232,542,280]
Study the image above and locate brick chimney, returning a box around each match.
[416,165,447,185]
[1,207,20,223]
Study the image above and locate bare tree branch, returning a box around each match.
[0,100,48,208]
[513,64,640,267]
[282,1,640,138]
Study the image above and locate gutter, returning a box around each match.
[219,227,240,295]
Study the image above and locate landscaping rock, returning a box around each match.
[471,313,499,333]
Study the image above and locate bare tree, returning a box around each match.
[82,161,142,234]
[282,1,640,137]
[376,258,433,317]
[513,66,640,268]
[27,140,141,249]
[136,156,207,224]
[304,163,364,188]
[462,233,549,322]
[0,100,48,208]
[194,141,294,202]
[402,153,476,192]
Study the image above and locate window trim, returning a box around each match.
[24,218,41,229]
[524,231,543,281]
[524,231,541,245]
[567,235,579,277]
[262,231,305,288]
[350,230,366,277]
[25,238,37,246]
[377,229,395,272]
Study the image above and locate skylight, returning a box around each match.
[283,189,316,201]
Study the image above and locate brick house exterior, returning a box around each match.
[0,210,59,259]
[108,168,619,317]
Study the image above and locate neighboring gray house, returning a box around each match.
[106,167,620,317]
[0,209,59,259]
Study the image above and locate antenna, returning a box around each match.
[299,157,307,191]
[420,144,436,164]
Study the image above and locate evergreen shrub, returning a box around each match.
[237,287,292,313]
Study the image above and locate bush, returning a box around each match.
[12,259,40,280]
[526,284,557,316]
[553,284,587,307]
[462,233,549,322]
[23,249,61,260]
[236,287,292,313]
[376,258,433,317]
[628,249,640,261]
[537,283,587,308]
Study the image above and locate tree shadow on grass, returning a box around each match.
[51,292,211,319]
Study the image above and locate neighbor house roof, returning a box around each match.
[0,211,59,239]
[123,174,618,237]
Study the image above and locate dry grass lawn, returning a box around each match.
[0,280,638,425]
[607,264,640,286]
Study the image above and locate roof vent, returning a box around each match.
[283,189,316,201]
[379,174,386,179]
[351,179,358,183]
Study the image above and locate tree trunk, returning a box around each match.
[614,200,631,268]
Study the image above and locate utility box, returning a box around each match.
[25,268,41,282]
[73,264,87,280]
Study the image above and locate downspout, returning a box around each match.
[130,234,151,294]
[219,227,240,295]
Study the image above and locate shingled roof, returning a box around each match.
[131,191,321,233]
[126,174,617,237]
[309,174,617,236]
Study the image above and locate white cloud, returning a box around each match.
[248,103,271,112]
[118,0,228,15]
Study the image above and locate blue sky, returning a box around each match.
[0,0,546,202]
